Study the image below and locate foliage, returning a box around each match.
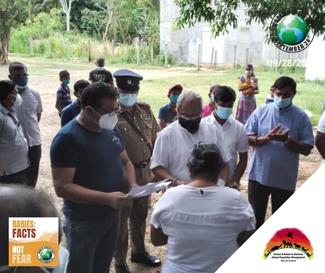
[9,0,162,64]
[0,0,29,63]
[80,8,106,39]
[175,0,325,37]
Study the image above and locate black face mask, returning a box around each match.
[178,116,201,134]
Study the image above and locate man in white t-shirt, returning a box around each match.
[151,91,230,185]
[316,111,325,160]
[202,85,249,188]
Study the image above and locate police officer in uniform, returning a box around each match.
[113,69,161,273]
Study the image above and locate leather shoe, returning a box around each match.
[115,263,131,273]
[131,251,161,267]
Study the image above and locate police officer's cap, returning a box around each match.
[113,69,143,92]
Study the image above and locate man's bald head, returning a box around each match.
[176,91,203,117]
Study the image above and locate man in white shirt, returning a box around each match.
[316,111,325,160]
[202,85,249,188]
[9,62,43,187]
[151,91,230,185]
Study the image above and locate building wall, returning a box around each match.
[160,0,308,66]
[305,35,325,80]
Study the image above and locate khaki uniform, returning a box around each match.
[114,103,160,264]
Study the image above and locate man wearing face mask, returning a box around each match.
[9,62,43,188]
[151,91,230,186]
[51,82,135,273]
[158,84,183,129]
[113,69,161,273]
[245,76,314,229]
[0,80,30,185]
[202,85,249,189]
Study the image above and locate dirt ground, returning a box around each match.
[0,60,322,273]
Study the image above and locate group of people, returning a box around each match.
[1,57,325,273]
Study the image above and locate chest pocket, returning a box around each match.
[22,95,38,115]
[139,111,153,131]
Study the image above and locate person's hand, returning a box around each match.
[256,135,270,145]
[269,125,289,142]
[227,181,240,191]
[106,192,131,209]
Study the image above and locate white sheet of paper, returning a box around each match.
[128,180,171,198]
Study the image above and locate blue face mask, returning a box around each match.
[170,95,179,104]
[119,93,138,107]
[62,79,70,86]
[274,96,292,109]
[14,76,28,89]
[215,106,233,120]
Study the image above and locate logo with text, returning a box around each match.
[270,9,314,53]
[8,217,59,267]
[264,228,313,262]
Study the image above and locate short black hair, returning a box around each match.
[9,62,27,74]
[96,58,105,67]
[81,82,118,109]
[213,85,236,103]
[187,143,224,182]
[59,70,70,80]
[273,76,297,94]
[0,80,16,102]
[74,80,90,95]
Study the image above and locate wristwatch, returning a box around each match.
[284,136,290,145]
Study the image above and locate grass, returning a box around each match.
[140,70,325,126]
[4,54,325,125]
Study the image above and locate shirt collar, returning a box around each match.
[272,102,294,113]
[211,112,232,128]
[119,103,139,114]
[0,104,11,115]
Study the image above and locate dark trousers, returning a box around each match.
[27,145,42,187]
[248,180,294,229]
[64,214,119,273]
[114,196,149,265]
[0,168,28,185]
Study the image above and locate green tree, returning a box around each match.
[175,0,325,37]
[81,8,106,39]
[0,0,28,64]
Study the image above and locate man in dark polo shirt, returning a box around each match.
[61,79,90,127]
[50,82,136,273]
[158,84,183,129]
[89,58,114,85]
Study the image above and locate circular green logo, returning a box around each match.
[38,247,54,263]
[276,14,309,45]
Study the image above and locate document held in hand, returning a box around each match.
[128,180,171,198]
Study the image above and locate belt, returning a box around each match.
[133,160,150,169]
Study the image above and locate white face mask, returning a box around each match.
[98,112,118,130]
[14,93,23,108]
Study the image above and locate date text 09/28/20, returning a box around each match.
[266,59,306,67]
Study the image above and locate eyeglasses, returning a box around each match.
[178,114,201,121]
[94,106,119,116]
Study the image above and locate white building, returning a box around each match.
[305,35,325,80]
[160,0,307,66]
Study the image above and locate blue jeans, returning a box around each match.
[63,213,119,273]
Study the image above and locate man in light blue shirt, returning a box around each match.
[0,80,29,184]
[245,76,314,228]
